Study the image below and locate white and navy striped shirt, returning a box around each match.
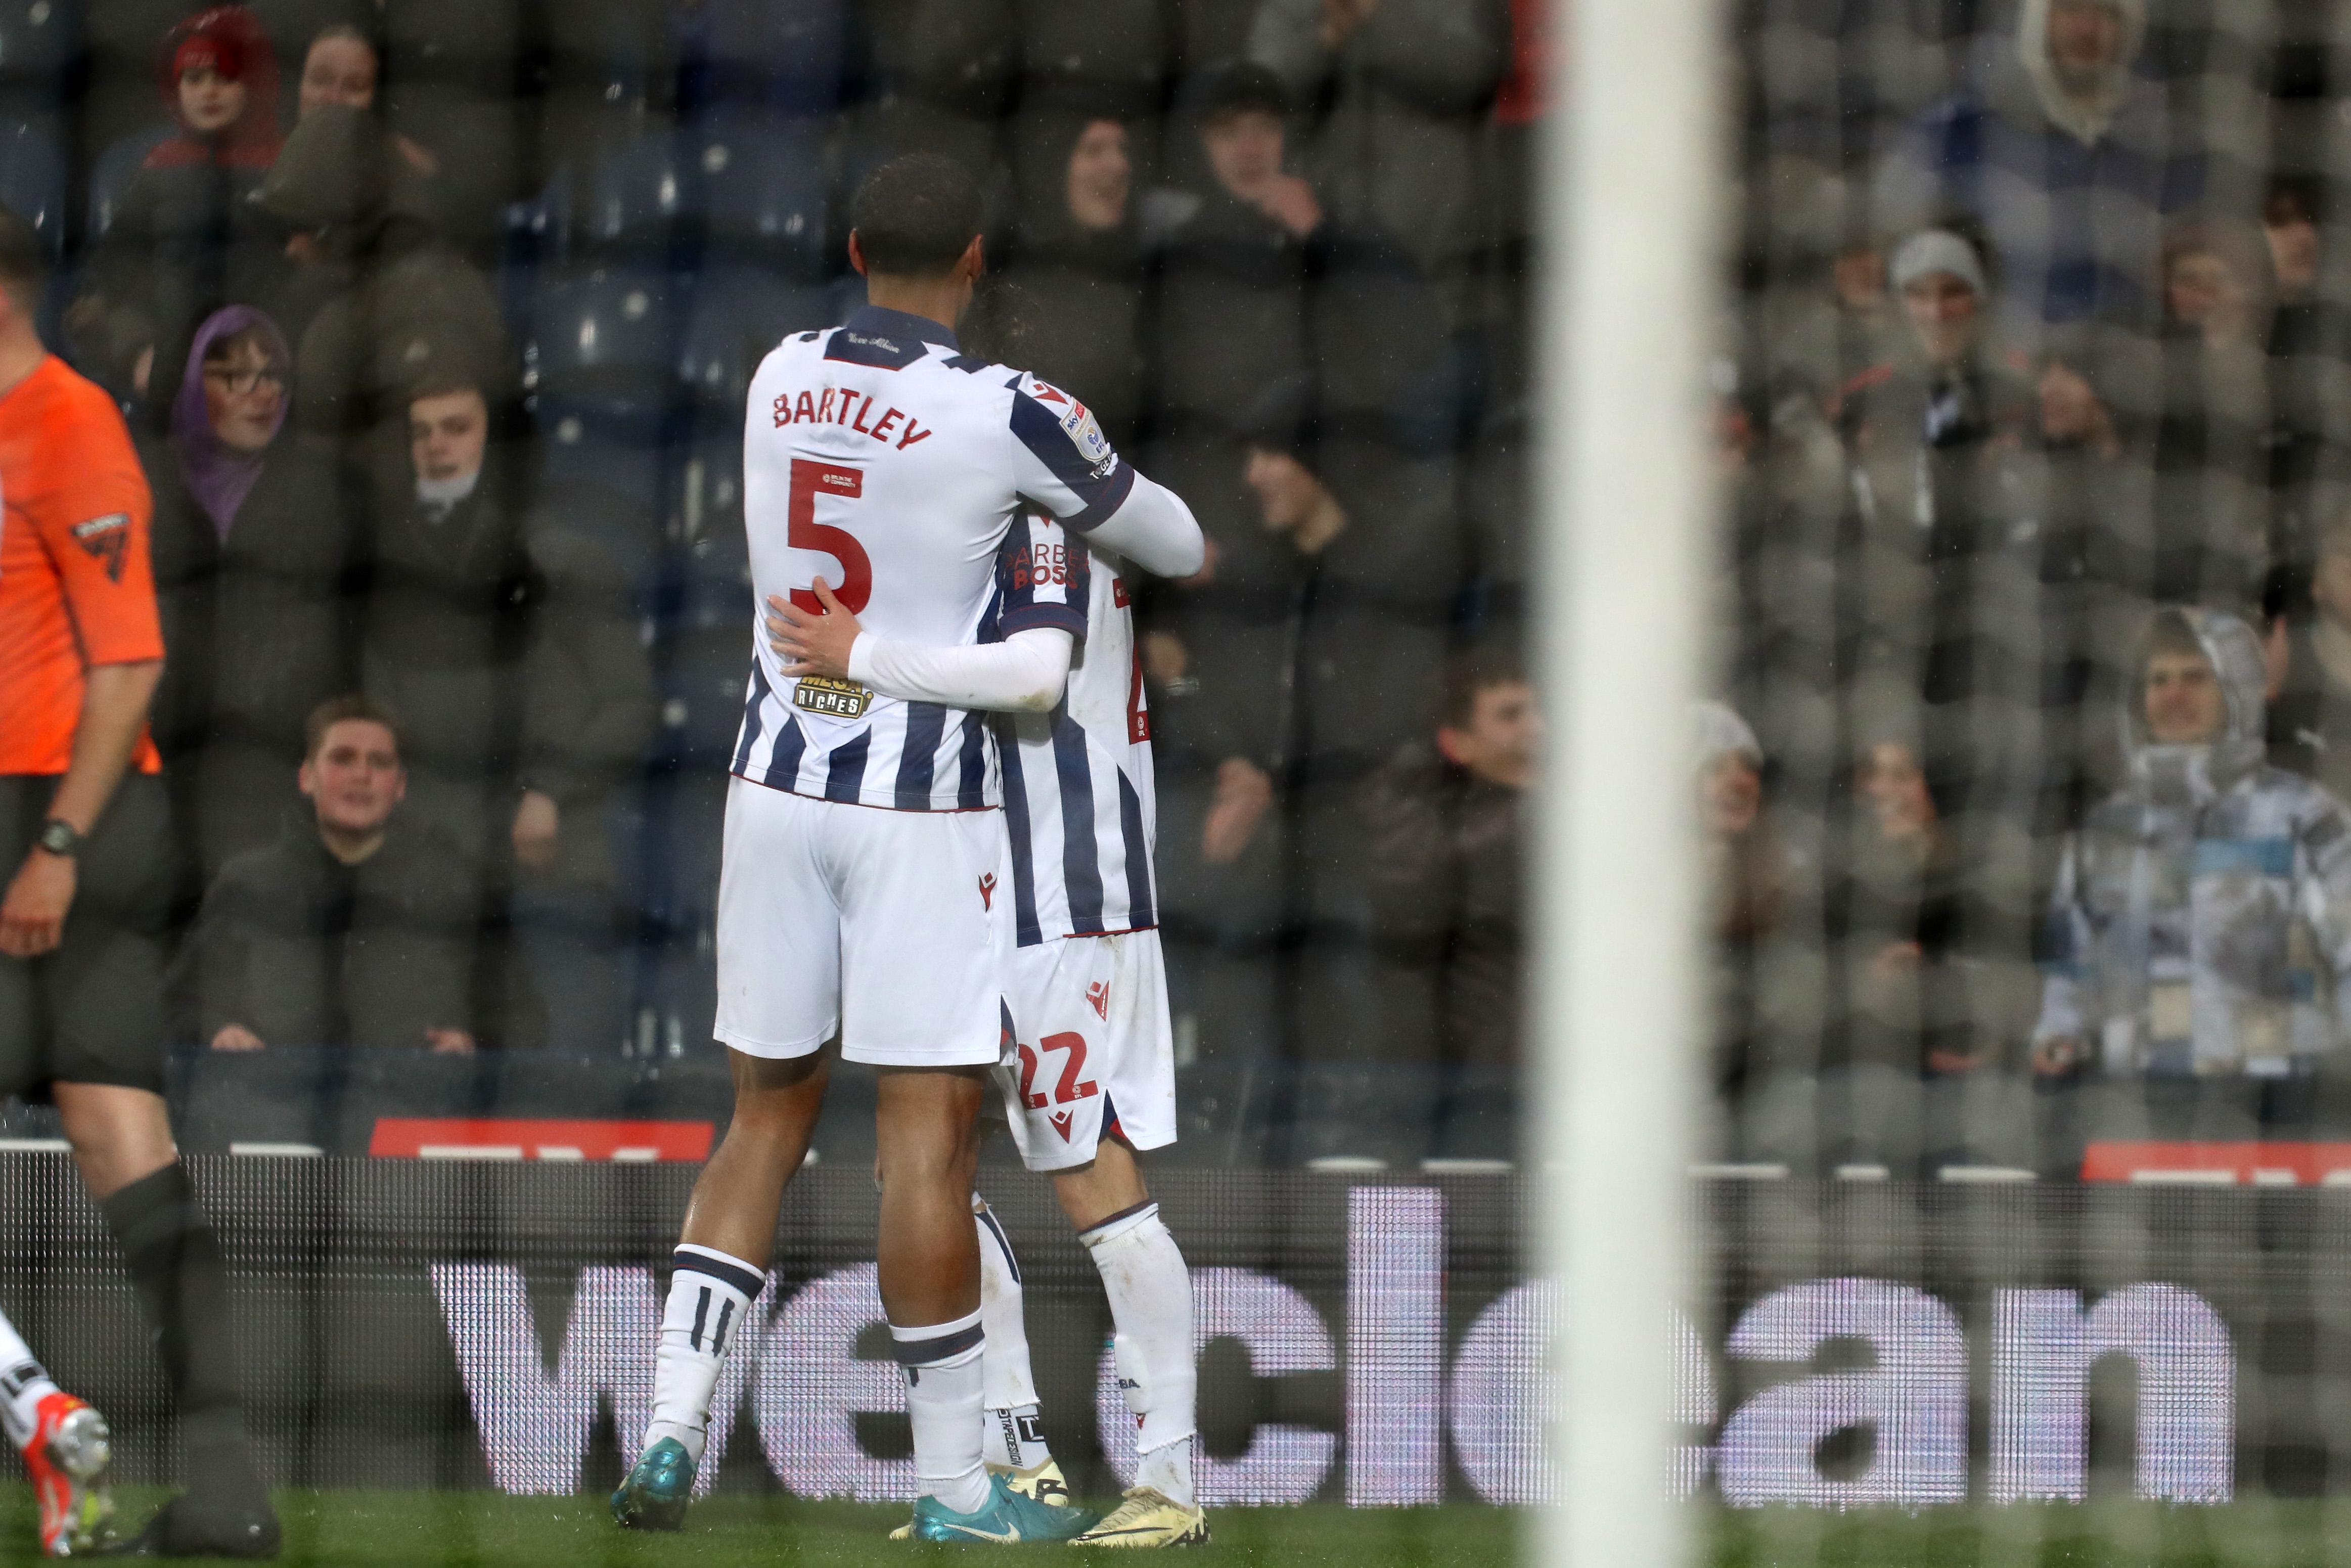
[730,306,1124,811]
[994,521,1159,946]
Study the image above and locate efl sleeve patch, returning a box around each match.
[70,513,130,582]
[1021,376,1117,477]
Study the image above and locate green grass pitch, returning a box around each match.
[5,1489,2348,1565]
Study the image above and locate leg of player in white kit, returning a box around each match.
[615,1049,828,1530]
[973,1198,1069,1495]
[887,1192,1073,1543]
[1060,1138,1204,1546]
[0,1303,115,1555]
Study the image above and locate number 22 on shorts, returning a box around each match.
[1016,1032,1098,1109]
[789,458,871,615]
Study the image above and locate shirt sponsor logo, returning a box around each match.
[1008,541,1072,590]
[791,675,874,719]
[71,513,130,582]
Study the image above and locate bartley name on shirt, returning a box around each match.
[771,383,933,450]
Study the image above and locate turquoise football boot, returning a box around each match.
[610,1437,696,1531]
[902,1473,1099,1544]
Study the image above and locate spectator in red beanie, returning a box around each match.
[149,5,283,171]
[68,6,288,423]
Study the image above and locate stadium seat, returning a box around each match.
[580,130,699,260]
[695,116,830,271]
[669,0,846,121]
[665,431,744,546]
[85,121,170,239]
[584,121,832,276]
[0,116,65,258]
[1012,0,1165,117]
[0,0,79,109]
[676,265,834,413]
[529,265,685,434]
[898,0,1017,119]
[538,406,670,518]
[379,0,526,89]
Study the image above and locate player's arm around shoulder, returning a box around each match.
[1005,374,1204,579]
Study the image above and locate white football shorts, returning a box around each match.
[714,777,1011,1067]
[992,929,1177,1171]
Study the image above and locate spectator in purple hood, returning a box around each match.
[142,304,364,904]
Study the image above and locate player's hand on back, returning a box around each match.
[765,578,865,682]
[209,1024,266,1052]
[0,849,75,958]
[426,1027,476,1055]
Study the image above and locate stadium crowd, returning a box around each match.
[1,0,2344,1175]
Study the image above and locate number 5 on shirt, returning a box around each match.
[788,458,871,615]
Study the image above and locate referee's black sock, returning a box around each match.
[99,1163,269,1508]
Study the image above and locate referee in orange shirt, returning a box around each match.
[0,211,278,1557]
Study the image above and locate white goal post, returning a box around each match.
[1531,0,1720,1563]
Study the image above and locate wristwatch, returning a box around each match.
[34,819,81,858]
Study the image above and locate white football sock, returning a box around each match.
[0,1307,59,1450]
[1083,1202,1197,1507]
[646,1244,764,1466]
[895,1307,991,1514]
[974,1200,1051,1469]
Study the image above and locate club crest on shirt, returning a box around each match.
[791,674,873,719]
[71,513,130,582]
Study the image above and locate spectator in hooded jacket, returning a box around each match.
[144,305,362,900]
[248,105,509,450]
[176,696,477,1053]
[360,372,532,890]
[67,5,289,418]
[1147,62,1445,447]
[1360,645,1534,1158]
[1000,115,1149,447]
[2032,608,2351,1121]
[1873,0,2201,344]
[1246,0,1509,339]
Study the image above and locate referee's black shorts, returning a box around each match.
[0,773,174,1099]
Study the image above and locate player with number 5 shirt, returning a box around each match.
[614,154,1202,1546]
